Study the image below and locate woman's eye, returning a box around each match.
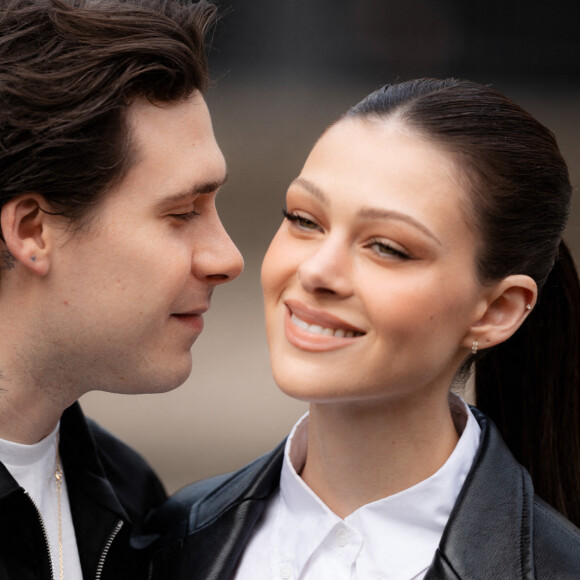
[282,209,320,231]
[171,210,200,222]
[368,240,410,260]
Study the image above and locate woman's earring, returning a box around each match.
[471,341,478,355]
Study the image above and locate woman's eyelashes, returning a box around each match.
[366,239,411,260]
[282,209,321,231]
[283,208,412,260]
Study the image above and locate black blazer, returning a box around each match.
[148,408,580,579]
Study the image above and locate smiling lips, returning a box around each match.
[284,299,365,351]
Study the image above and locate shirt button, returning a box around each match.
[279,563,292,579]
[335,526,350,547]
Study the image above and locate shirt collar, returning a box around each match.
[275,395,481,579]
[0,422,59,468]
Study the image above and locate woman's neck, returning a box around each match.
[300,392,461,518]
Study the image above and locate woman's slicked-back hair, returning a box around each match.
[0,0,217,221]
[347,78,570,288]
[346,78,580,526]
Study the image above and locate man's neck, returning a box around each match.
[0,317,79,444]
[0,365,71,444]
[0,391,64,444]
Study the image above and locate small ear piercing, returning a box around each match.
[30,256,36,261]
[526,304,532,310]
[471,341,478,355]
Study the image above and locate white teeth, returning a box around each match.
[291,315,310,331]
[290,313,360,338]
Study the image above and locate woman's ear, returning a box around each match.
[465,275,537,351]
[1,194,54,276]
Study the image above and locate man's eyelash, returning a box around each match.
[172,210,200,221]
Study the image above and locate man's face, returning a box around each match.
[40,92,243,396]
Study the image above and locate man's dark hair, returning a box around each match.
[0,0,217,222]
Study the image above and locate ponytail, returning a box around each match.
[475,240,580,526]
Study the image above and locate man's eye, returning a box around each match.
[171,210,200,222]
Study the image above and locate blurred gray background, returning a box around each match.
[81,0,580,494]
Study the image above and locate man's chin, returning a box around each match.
[101,360,193,395]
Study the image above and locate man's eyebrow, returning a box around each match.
[195,173,228,194]
[160,174,229,205]
[289,176,441,245]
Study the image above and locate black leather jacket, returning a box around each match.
[148,408,580,579]
[0,402,167,580]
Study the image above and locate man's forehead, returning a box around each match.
[113,92,226,205]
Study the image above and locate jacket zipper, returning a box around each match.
[25,488,124,580]
[24,491,55,580]
[95,519,124,580]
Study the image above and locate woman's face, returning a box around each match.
[261,118,494,407]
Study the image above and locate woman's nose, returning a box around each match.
[297,238,353,297]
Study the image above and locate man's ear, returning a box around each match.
[0,194,55,276]
[464,275,538,351]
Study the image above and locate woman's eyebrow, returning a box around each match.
[357,207,442,245]
[290,176,441,245]
[289,177,327,203]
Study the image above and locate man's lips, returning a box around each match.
[284,299,366,338]
[171,307,208,332]
[173,307,208,317]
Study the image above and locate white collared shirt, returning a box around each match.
[234,397,481,580]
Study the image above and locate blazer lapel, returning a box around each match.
[425,409,535,580]
[153,441,285,580]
